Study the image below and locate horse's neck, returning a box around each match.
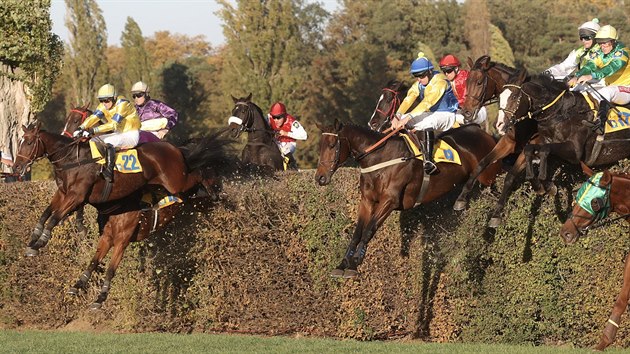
[611,176,630,215]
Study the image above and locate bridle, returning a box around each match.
[16,129,82,177]
[567,178,612,238]
[372,87,401,132]
[501,82,568,126]
[62,108,89,137]
[318,132,352,175]
[229,101,274,138]
[467,66,501,116]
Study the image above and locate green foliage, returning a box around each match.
[489,24,515,67]
[120,17,152,92]
[0,0,63,112]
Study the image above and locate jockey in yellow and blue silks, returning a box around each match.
[73,83,141,182]
[391,52,462,175]
[569,25,630,134]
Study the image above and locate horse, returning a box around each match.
[560,163,630,351]
[315,120,501,278]
[67,134,234,309]
[368,79,414,132]
[460,55,520,125]
[12,122,225,256]
[500,73,630,199]
[227,94,286,171]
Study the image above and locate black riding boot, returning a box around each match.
[423,129,440,175]
[103,144,116,182]
[595,100,610,135]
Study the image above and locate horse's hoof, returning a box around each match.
[453,200,467,211]
[546,184,558,196]
[24,247,39,257]
[488,217,502,229]
[77,229,88,238]
[89,302,103,310]
[343,269,359,279]
[330,269,345,278]
[68,287,80,296]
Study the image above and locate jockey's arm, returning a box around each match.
[79,103,107,130]
[547,49,578,79]
[407,78,448,116]
[591,56,628,80]
[397,84,420,115]
[287,120,307,140]
[157,102,179,129]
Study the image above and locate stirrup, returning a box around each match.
[423,161,440,175]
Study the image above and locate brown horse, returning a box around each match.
[315,120,500,278]
[560,163,630,351]
[13,122,224,256]
[67,134,234,309]
[227,94,286,171]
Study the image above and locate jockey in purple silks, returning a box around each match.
[130,81,179,140]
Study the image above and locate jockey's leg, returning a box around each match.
[412,111,455,175]
[422,129,439,175]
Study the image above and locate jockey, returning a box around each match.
[392,52,461,175]
[546,18,603,88]
[73,83,141,182]
[568,25,630,134]
[267,102,307,168]
[439,54,487,124]
[131,81,178,140]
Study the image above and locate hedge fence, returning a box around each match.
[0,163,629,349]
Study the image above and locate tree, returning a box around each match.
[0,0,63,173]
[464,0,490,60]
[62,0,108,107]
[120,17,152,92]
[489,24,515,67]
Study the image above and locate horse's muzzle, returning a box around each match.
[315,173,331,186]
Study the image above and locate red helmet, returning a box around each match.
[439,54,461,68]
[270,102,287,117]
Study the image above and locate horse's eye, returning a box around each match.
[27,141,33,145]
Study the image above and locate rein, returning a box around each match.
[502,83,567,124]
[373,88,401,131]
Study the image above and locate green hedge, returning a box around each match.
[0,165,629,349]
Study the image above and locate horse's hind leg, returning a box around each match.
[595,252,630,350]
[68,220,113,295]
[489,152,527,228]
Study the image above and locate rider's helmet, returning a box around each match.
[410,52,434,77]
[578,18,600,38]
[131,81,149,94]
[269,102,287,118]
[595,25,618,43]
[97,84,116,100]
[439,54,461,68]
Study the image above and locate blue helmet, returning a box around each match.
[410,52,434,75]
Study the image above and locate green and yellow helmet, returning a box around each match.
[97,84,116,99]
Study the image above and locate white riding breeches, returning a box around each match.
[590,85,630,105]
[456,106,487,125]
[276,141,296,156]
[95,130,140,149]
[410,111,458,132]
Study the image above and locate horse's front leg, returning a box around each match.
[68,221,114,296]
[345,197,396,278]
[25,190,65,256]
[74,205,88,238]
[28,193,84,256]
[489,152,527,228]
[90,238,131,310]
[595,252,630,351]
[331,199,373,278]
[454,137,516,211]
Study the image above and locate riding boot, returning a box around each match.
[423,129,440,175]
[595,100,610,135]
[103,144,116,182]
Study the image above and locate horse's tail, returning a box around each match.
[179,129,238,177]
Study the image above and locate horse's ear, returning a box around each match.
[467,57,474,70]
[580,161,594,177]
[245,93,252,102]
[315,121,323,131]
[81,102,90,110]
[333,118,343,132]
[517,68,528,82]
[600,170,612,186]
[231,95,238,104]
[480,56,491,69]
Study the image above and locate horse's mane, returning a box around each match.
[385,79,409,92]
[528,74,568,93]
[473,55,519,76]
[343,122,385,140]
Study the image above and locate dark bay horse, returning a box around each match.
[68,134,234,309]
[560,163,630,351]
[315,120,500,278]
[227,94,285,171]
[501,74,630,197]
[13,122,224,256]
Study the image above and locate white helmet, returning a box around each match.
[131,81,149,94]
[578,18,600,36]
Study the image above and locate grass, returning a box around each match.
[0,330,627,354]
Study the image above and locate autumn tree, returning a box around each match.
[0,0,63,173]
[464,0,490,60]
[62,0,108,107]
[120,17,152,92]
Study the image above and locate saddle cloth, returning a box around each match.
[582,92,630,134]
[89,141,143,173]
[399,133,461,165]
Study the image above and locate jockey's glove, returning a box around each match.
[72,128,84,138]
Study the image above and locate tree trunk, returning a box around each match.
[0,63,32,174]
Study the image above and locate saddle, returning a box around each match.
[398,131,461,165]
